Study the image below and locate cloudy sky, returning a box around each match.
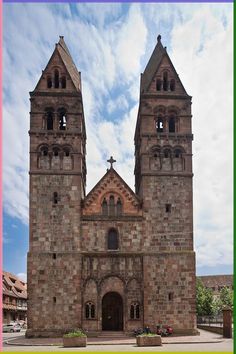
[3,3,233,282]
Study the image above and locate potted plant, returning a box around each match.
[63,329,87,347]
[136,333,162,346]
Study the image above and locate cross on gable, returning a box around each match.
[107,156,116,169]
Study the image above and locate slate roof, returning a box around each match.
[56,36,81,91]
[141,35,166,93]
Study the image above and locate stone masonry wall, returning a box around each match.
[81,219,143,252]
[143,253,196,333]
[140,175,193,252]
[30,174,82,252]
[27,252,82,337]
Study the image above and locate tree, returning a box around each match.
[214,286,234,313]
[196,279,215,316]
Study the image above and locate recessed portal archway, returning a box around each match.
[102,292,123,331]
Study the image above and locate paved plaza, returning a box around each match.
[3,329,233,352]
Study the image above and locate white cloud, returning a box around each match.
[107,94,129,114]
[170,5,233,268]
[17,273,27,282]
[115,4,147,81]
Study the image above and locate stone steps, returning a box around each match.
[98,331,126,338]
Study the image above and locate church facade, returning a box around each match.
[27,35,197,337]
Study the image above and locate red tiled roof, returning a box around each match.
[3,271,27,300]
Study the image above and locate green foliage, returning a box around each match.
[214,286,233,313]
[138,333,158,337]
[196,278,215,316]
[63,329,86,338]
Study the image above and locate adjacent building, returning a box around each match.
[198,275,233,298]
[27,35,197,337]
[2,271,27,324]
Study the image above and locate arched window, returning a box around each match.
[174,149,182,158]
[153,149,160,159]
[109,195,115,216]
[156,117,164,133]
[53,192,58,204]
[117,198,122,216]
[102,198,108,216]
[169,117,175,132]
[170,79,175,91]
[163,71,168,91]
[130,302,140,319]
[58,109,67,130]
[164,149,171,158]
[85,302,95,319]
[107,228,118,250]
[53,148,59,157]
[64,149,70,157]
[61,76,66,89]
[46,111,53,130]
[41,147,48,156]
[47,77,52,88]
[156,79,162,91]
[54,69,59,88]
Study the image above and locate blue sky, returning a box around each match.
[3,3,233,281]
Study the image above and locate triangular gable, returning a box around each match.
[34,36,81,92]
[141,35,188,95]
[83,168,142,216]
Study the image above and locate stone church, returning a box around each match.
[27,35,197,337]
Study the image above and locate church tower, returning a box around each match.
[27,37,86,336]
[134,35,196,332]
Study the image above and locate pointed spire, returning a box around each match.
[55,36,81,91]
[141,34,165,92]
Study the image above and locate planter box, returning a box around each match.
[63,336,87,347]
[137,335,162,346]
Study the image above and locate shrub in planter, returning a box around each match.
[137,333,162,346]
[63,329,87,347]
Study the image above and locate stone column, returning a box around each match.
[222,307,232,338]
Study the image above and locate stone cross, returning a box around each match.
[107,156,116,169]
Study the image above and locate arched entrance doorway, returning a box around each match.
[102,292,123,331]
